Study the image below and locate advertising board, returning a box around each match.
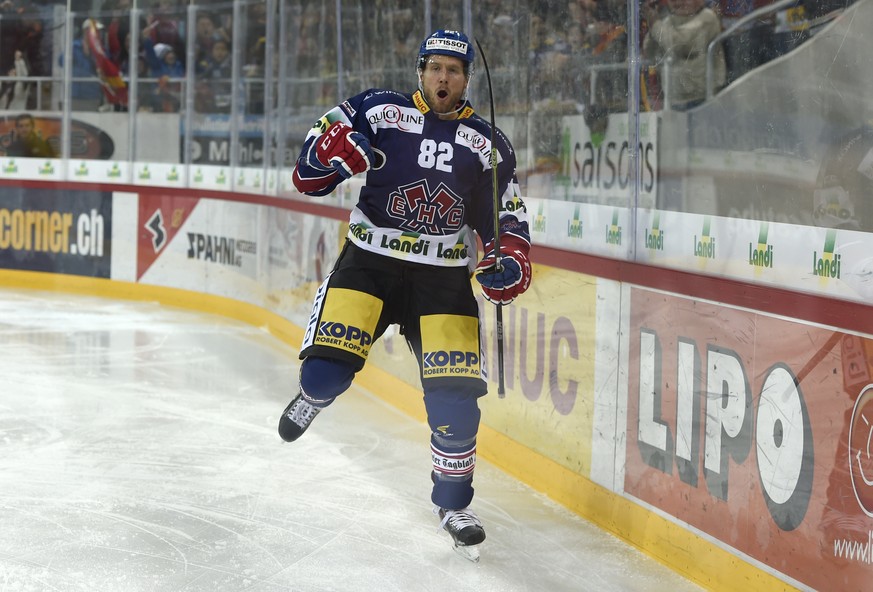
[626,287,873,590]
[0,186,111,277]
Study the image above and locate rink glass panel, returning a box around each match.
[0,0,870,261]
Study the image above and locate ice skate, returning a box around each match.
[277,391,321,442]
[435,506,485,562]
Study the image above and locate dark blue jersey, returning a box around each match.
[293,89,529,269]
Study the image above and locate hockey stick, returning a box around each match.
[475,38,506,398]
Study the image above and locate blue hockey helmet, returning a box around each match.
[417,30,475,77]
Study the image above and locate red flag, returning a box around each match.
[83,18,128,107]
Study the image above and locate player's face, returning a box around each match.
[420,55,468,116]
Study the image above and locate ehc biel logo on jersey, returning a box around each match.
[388,179,464,233]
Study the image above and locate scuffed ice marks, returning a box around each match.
[0,288,702,592]
[0,412,63,449]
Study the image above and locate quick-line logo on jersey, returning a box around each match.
[456,124,500,169]
[366,104,424,134]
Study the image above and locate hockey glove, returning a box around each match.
[315,121,374,179]
[475,236,532,305]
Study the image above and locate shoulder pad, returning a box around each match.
[362,89,410,104]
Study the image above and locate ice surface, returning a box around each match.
[0,288,702,592]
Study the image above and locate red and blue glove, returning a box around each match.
[314,121,373,179]
[475,236,532,305]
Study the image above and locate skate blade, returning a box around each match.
[452,543,480,563]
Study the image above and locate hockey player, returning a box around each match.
[278,29,532,560]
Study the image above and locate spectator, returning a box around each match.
[0,1,45,109]
[590,0,629,112]
[565,0,598,107]
[142,0,185,60]
[58,19,104,111]
[104,0,133,83]
[197,38,231,78]
[0,50,30,110]
[712,0,774,85]
[89,18,129,111]
[528,12,573,102]
[141,39,184,112]
[133,55,161,112]
[194,12,229,67]
[195,38,232,113]
[473,2,523,107]
[389,8,418,64]
[5,112,56,158]
[111,30,135,78]
[0,68,17,109]
[642,0,726,110]
[527,12,573,170]
[244,1,268,75]
[143,39,184,79]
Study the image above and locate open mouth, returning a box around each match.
[437,90,449,99]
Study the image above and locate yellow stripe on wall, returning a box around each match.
[0,269,794,592]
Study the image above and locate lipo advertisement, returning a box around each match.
[626,287,873,591]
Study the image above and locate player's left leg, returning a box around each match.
[406,264,488,546]
[425,383,482,509]
[425,383,487,548]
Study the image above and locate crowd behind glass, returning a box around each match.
[0,0,854,190]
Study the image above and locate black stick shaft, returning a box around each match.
[475,38,506,398]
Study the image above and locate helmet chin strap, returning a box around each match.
[417,74,469,117]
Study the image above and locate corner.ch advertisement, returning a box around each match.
[0,187,111,277]
[626,287,873,591]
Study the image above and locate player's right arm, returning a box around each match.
[292,103,374,196]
